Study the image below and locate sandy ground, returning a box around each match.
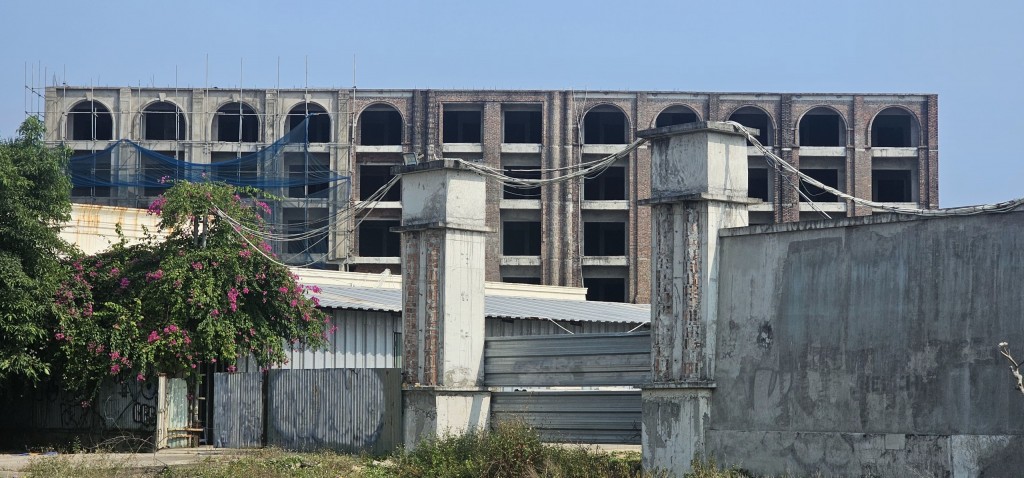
[0,446,245,477]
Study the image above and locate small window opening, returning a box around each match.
[729,107,772,146]
[443,109,482,143]
[287,158,331,198]
[210,152,257,185]
[286,212,328,255]
[68,101,114,140]
[142,154,183,196]
[360,165,401,201]
[69,150,111,197]
[142,102,186,141]
[287,103,331,143]
[799,169,839,202]
[873,170,912,202]
[584,222,626,256]
[655,106,698,128]
[799,108,845,147]
[360,106,402,145]
[502,277,542,285]
[503,221,542,256]
[748,168,770,201]
[583,166,626,200]
[503,166,541,199]
[583,106,627,144]
[504,111,542,143]
[215,102,259,142]
[872,108,916,147]
[358,220,401,257]
[584,278,626,303]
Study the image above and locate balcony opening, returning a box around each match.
[214,102,259,142]
[748,167,770,201]
[69,150,111,197]
[584,277,625,303]
[729,106,773,146]
[504,110,542,143]
[655,105,698,128]
[584,222,626,256]
[502,166,541,199]
[358,220,401,257]
[583,106,627,145]
[799,107,846,147]
[873,170,912,202]
[285,208,329,255]
[286,153,331,198]
[142,101,186,141]
[210,152,257,185]
[360,105,402,145]
[287,103,331,143]
[502,221,541,256]
[799,169,839,202]
[360,165,401,201]
[443,108,482,143]
[68,101,113,140]
[503,277,542,285]
[583,166,626,200]
[871,108,918,147]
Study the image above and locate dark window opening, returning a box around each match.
[142,102,186,141]
[799,110,844,147]
[287,104,331,143]
[503,167,541,199]
[504,111,542,143]
[872,113,913,147]
[584,166,626,200]
[503,277,542,285]
[69,151,111,197]
[584,278,626,303]
[443,110,481,143]
[799,169,839,202]
[873,170,912,202]
[68,101,113,140]
[142,155,183,197]
[286,216,328,255]
[655,108,698,128]
[360,165,401,201]
[583,109,627,145]
[748,168,770,201]
[216,102,259,142]
[210,153,257,185]
[288,164,331,198]
[360,108,403,145]
[584,222,626,256]
[503,222,541,256]
[358,221,401,257]
[729,108,772,145]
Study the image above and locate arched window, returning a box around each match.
[359,104,403,145]
[655,105,698,128]
[798,107,846,147]
[871,107,919,147]
[67,101,113,140]
[214,102,259,142]
[728,106,773,146]
[141,101,186,140]
[583,105,628,145]
[287,103,331,143]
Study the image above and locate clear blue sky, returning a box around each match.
[1,0,1021,207]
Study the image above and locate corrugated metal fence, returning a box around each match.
[485,332,650,444]
[213,368,402,454]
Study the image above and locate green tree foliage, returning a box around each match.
[53,181,330,400]
[0,116,72,382]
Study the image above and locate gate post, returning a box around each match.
[636,123,755,474]
[392,159,491,448]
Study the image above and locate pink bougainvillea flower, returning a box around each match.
[136,373,146,382]
[147,331,159,343]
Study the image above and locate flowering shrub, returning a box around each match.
[54,181,329,400]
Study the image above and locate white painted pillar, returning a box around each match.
[394,159,490,448]
[637,122,755,475]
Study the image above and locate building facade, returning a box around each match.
[44,87,938,303]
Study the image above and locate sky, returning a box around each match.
[1,0,1021,207]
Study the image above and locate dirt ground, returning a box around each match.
[0,446,244,477]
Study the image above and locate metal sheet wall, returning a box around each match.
[484,332,652,387]
[266,368,402,454]
[0,379,161,433]
[491,391,642,444]
[485,318,642,337]
[164,378,191,448]
[212,372,264,448]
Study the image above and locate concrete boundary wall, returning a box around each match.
[711,211,1024,476]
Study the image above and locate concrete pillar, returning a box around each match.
[394,159,490,448]
[637,122,754,475]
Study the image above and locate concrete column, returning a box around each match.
[637,122,754,475]
[394,160,490,448]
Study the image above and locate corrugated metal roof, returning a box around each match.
[313,284,649,324]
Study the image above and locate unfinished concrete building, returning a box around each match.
[45,87,938,303]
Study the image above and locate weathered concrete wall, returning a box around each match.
[710,212,1024,476]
